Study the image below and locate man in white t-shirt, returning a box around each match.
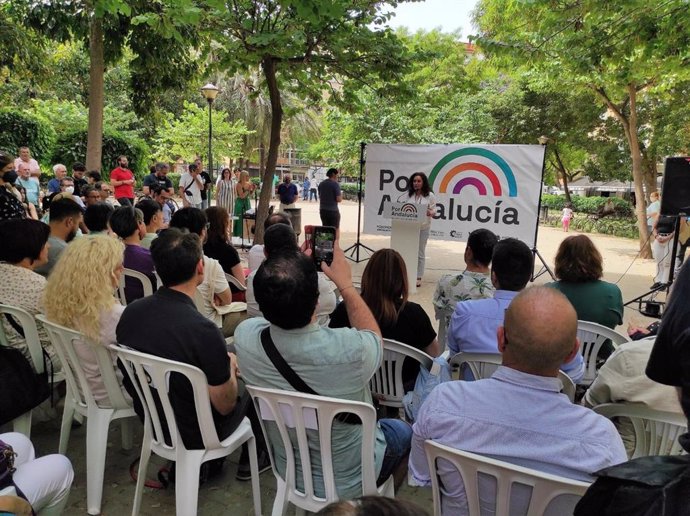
[179,163,203,209]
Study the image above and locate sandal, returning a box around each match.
[416,279,422,287]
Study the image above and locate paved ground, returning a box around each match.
[19,198,662,514]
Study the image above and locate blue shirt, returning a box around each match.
[410,366,627,515]
[447,290,518,355]
[47,178,61,194]
[17,177,40,205]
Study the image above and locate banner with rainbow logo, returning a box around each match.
[363,144,545,246]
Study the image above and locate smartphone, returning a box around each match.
[312,226,336,267]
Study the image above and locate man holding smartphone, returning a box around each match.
[179,163,204,209]
[234,241,412,497]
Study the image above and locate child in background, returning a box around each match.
[561,203,574,232]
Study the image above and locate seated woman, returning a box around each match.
[0,432,74,515]
[329,248,440,390]
[204,206,246,299]
[547,234,623,359]
[43,235,130,406]
[0,218,61,373]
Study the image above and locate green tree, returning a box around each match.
[474,0,690,256]
[179,0,413,243]
[153,101,252,166]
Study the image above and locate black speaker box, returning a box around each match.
[660,157,690,216]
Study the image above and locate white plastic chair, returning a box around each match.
[36,315,136,515]
[437,312,450,353]
[369,339,433,408]
[576,321,630,386]
[0,304,48,437]
[424,440,591,516]
[114,345,261,516]
[246,385,395,515]
[449,352,576,403]
[225,272,247,291]
[593,403,688,458]
[117,268,154,306]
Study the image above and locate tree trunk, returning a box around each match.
[552,146,572,203]
[255,57,283,245]
[86,15,104,173]
[592,84,652,258]
[642,150,658,199]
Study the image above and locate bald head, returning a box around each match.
[499,286,579,376]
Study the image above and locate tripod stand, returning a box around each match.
[345,142,375,263]
[531,144,555,281]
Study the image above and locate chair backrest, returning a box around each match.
[245,385,380,510]
[36,315,131,411]
[576,320,630,384]
[449,352,576,402]
[112,345,223,452]
[437,312,450,353]
[117,268,154,306]
[592,403,688,458]
[225,273,247,292]
[369,339,433,407]
[424,440,590,516]
[0,304,44,374]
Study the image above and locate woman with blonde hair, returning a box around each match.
[43,235,129,405]
[233,170,254,238]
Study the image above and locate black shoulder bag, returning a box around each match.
[260,328,361,425]
[0,315,52,426]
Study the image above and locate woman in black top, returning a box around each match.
[204,206,246,298]
[0,153,27,221]
[330,248,440,389]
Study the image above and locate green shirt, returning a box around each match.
[140,232,158,250]
[547,280,623,329]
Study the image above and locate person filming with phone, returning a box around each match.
[234,236,413,497]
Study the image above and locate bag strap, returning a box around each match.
[260,328,317,395]
[259,328,360,425]
[4,314,24,338]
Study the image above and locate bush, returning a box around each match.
[541,194,633,217]
[543,213,639,239]
[51,129,150,181]
[340,183,360,201]
[0,109,56,165]
[167,172,181,191]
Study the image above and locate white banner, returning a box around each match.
[363,144,545,247]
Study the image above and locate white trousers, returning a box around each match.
[1,432,74,515]
[652,238,672,284]
[417,227,430,279]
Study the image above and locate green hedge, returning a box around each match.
[51,129,150,180]
[541,194,633,217]
[0,109,56,165]
[543,213,639,239]
[167,172,181,190]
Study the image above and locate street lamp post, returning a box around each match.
[200,83,219,202]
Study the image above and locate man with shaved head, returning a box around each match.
[409,286,626,515]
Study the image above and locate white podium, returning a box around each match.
[383,202,424,294]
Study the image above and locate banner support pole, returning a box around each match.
[345,142,375,263]
[532,143,556,281]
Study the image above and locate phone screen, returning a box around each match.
[313,226,336,267]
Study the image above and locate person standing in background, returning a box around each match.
[110,155,135,206]
[302,176,310,201]
[47,164,67,194]
[318,168,342,234]
[233,170,254,238]
[196,158,213,209]
[14,146,41,183]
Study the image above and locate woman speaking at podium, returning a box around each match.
[398,172,436,287]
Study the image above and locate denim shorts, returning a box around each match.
[377,418,413,484]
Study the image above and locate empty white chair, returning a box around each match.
[0,304,48,437]
[117,268,154,306]
[36,315,135,515]
[369,339,433,408]
[593,402,688,458]
[246,385,394,515]
[449,352,576,403]
[424,440,591,516]
[576,320,630,386]
[114,345,261,516]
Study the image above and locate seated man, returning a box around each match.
[83,202,114,235]
[247,211,290,271]
[433,228,498,319]
[234,247,412,499]
[410,286,627,515]
[109,206,156,303]
[447,237,584,382]
[585,336,683,454]
[135,198,164,250]
[34,197,83,277]
[116,229,267,476]
[245,223,336,324]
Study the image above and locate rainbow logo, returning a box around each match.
[428,147,518,197]
[400,203,418,215]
